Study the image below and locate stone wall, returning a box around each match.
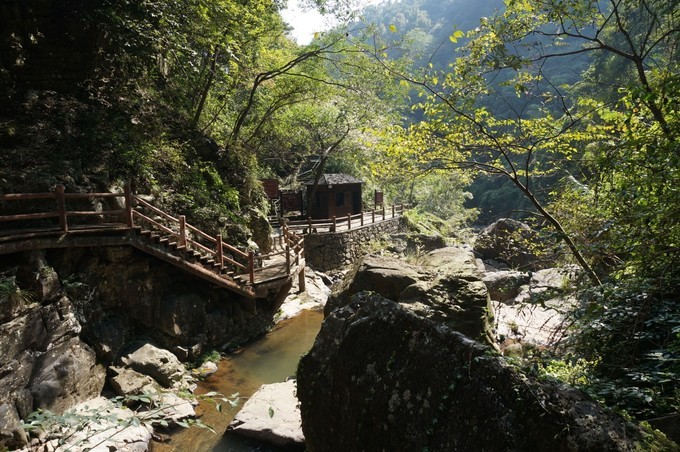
[304,217,402,271]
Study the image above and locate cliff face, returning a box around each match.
[0,1,152,194]
[0,246,283,449]
[0,0,103,103]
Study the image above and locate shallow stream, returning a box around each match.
[152,309,324,451]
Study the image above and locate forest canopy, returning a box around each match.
[0,0,678,424]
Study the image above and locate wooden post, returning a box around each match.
[298,266,306,292]
[371,209,375,223]
[331,216,336,233]
[360,210,364,226]
[248,250,255,284]
[347,214,351,230]
[307,216,312,234]
[124,184,134,227]
[392,205,395,218]
[216,234,224,268]
[285,245,291,273]
[55,184,68,232]
[179,215,187,249]
[382,204,386,220]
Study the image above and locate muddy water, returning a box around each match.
[152,310,324,451]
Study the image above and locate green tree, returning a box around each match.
[368,0,679,286]
[365,0,679,417]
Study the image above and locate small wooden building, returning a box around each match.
[306,174,363,219]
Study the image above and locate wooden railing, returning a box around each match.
[129,195,255,283]
[285,204,407,234]
[0,185,305,288]
[0,185,129,230]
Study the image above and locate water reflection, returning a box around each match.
[152,310,323,452]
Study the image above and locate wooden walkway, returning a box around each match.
[0,185,304,298]
[283,205,406,234]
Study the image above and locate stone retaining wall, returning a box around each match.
[304,217,402,271]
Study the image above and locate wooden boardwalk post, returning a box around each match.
[392,205,395,218]
[298,266,306,292]
[124,184,134,227]
[285,245,291,273]
[307,216,312,234]
[248,250,255,284]
[331,216,336,233]
[55,184,68,232]
[360,210,364,226]
[216,234,224,268]
[347,214,351,230]
[382,204,386,220]
[372,209,375,223]
[179,215,187,249]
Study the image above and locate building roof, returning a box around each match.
[308,173,363,185]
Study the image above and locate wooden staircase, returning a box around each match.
[0,185,305,298]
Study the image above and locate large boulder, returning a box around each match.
[388,233,447,254]
[297,293,661,451]
[35,397,153,452]
[0,403,27,449]
[29,337,106,414]
[329,247,492,343]
[119,343,193,390]
[482,270,530,303]
[400,274,491,341]
[474,218,544,270]
[327,255,424,315]
[488,267,581,351]
[228,380,304,448]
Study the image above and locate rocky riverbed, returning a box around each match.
[0,245,327,450]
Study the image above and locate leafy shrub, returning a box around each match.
[569,280,680,418]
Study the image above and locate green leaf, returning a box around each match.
[389,24,397,33]
[268,407,275,418]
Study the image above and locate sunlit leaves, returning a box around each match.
[449,29,464,43]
